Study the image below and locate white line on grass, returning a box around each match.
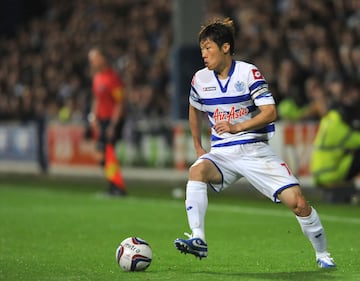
[208,204,360,225]
[133,198,360,225]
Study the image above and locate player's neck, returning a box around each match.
[96,64,110,73]
[215,58,234,79]
[215,58,233,79]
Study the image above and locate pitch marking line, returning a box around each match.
[137,198,360,225]
[208,204,360,225]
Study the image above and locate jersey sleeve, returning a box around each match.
[248,65,275,106]
[189,74,205,111]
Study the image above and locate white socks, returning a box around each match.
[185,182,329,258]
[185,180,208,241]
[296,207,328,257]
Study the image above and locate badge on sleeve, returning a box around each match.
[251,69,264,80]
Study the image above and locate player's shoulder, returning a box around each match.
[234,60,258,72]
[195,67,212,78]
[235,60,266,82]
[191,67,213,87]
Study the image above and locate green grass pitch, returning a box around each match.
[0,174,359,281]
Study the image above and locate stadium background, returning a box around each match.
[0,0,359,188]
[1,2,360,280]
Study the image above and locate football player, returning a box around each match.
[174,18,335,268]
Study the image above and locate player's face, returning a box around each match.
[200,38,228,72]
[88,50,106,73]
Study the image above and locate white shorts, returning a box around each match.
[197,141,299,202]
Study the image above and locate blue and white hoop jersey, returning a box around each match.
[189,60,275,148]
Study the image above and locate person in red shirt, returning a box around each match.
[88,47,127,196]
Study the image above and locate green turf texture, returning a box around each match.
[0,175,359,281]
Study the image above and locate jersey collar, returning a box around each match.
[214,60,236,93]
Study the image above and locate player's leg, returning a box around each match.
[95,119,108,166]
[174,158,222,258]
[97,120,126,196]
[277,186,336,268]
[107,119,127,195]
[239,142,335,267]
[186,158,222,239]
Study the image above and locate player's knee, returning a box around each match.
[279,187,311,217]
[189,164,204,180]
[292,197,311,217]
[189,161,207,181]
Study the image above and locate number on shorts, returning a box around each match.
[281,162,291,175]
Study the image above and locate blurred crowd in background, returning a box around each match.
[0,0,359,130]
[0,0,172,143]
[205,0,360,121]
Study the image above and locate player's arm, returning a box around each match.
[108,81,126,136]
[112,84,125,119]
[215,65,276,135]
[214,104,277,134]
[110,97,124,125]
[189,104,207,157]
[233,104,276,132]
[88,98,98,129]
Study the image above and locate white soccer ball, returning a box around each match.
[115,237,152,271]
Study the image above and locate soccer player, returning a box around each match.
[174,18,336,268]
[88,47,127,196]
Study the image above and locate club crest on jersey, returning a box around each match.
[251,69,264,80]
[234,81,245,92]
[213,106,249,122]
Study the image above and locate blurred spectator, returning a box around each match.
[0,0,359,146]
[0,0,173,131]
[204,0,360,122]
[310,81,360,203]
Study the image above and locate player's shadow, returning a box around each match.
[194,269,337,281]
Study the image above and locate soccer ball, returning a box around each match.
[115,237,152,271]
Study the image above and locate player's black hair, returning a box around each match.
[198,18,235,55]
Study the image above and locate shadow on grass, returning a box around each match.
[193,268,337,281]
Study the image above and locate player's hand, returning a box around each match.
[214,121,234,134]
[88,113,97,131]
